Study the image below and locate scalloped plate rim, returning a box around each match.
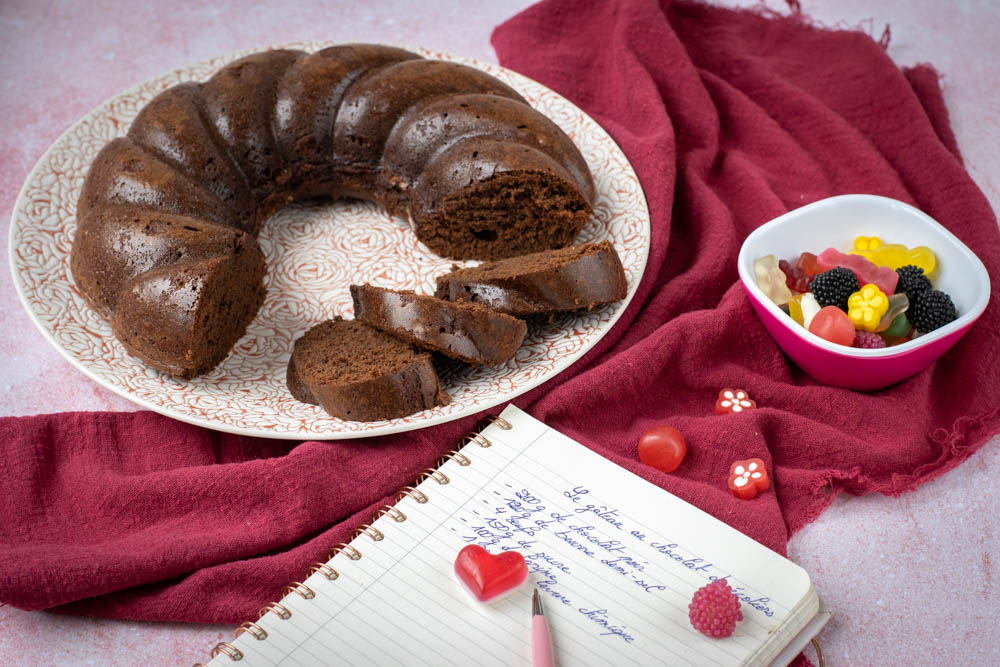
[9,41,650,440]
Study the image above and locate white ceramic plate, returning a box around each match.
[9,42,650,439]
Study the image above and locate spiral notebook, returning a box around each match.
[201,405,828,667]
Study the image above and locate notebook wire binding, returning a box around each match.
[195,414,512,665]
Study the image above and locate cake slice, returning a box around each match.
[433,241,628,316]
[110,250,266,379]
[350,284,527,366]
[286,318,448,421]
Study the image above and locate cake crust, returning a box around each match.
[434,241,628,316]
[350,284,527,366]
[71,44,597,381]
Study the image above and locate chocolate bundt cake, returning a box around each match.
[350,284,527,366]
[287,318,448,421]
[434,241,628,316]
[71,44,595,379]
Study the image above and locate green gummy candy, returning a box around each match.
[884,313,910,338]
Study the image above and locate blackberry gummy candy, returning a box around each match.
[909,289,958,333]
[809,267,859,311]
[895,265,933,301]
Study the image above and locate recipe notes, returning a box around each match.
[225,406,813,667]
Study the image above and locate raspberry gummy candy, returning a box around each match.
[689,579,743,638]
[853,330,887,349]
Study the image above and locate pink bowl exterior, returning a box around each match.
[743,285,975,391]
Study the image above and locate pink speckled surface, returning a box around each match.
[2,0,998,664]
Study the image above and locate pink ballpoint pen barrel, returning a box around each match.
[532,588,555,667]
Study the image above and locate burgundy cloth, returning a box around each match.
[2,0,999,630]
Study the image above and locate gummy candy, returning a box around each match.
[778,259,810,293]
[874,293,910,333]
[454,544,528,602]
[853,331,886,349]
[851,236,936,277]
[638,426,687,473]
[796,251,823,278]
[817,247,899,295]
[808,306,855,346]
[882,312,910,338]
[728,459,770,500]
[716,389,756,415]
[847,284,889,332]
[754,255,793,306]
[881,329,913,347]
[788,293,821,328]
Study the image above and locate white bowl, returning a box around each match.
[737,194,990,390]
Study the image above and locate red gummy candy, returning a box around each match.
[808,306,856,346]
[816,247,899,295]
[638,425,687,473]
[454,545,528,602]
[778,259,810,293]
[715,388,756,415]
[796,252,823,278]
[728,458,770,500]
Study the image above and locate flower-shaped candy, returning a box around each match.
[847,283,889,332]
[715,389,756,415]
[728,459,770,500]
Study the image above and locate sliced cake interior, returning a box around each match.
[287,318,448,421]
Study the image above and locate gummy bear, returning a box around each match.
[795,252,823,278]
[850,236,937,277]
[788,292,821,328]
[847,284,889,332]
[754,255,793,306]
[779,259,810,293]
[816,247,899,295]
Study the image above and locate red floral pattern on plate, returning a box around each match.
[8,42,650,439]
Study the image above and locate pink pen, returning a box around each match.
[532,588,555,667]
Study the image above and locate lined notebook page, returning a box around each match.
[210,405,813,667]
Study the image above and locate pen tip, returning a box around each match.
[532,587,543,616]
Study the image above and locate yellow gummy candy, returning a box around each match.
[788,293,821,328]
[850,235,937,276]
[853,236,883,252]
[848,284,889,332]
[788,294,805,325]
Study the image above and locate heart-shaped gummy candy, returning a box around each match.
[454,545,528,602]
